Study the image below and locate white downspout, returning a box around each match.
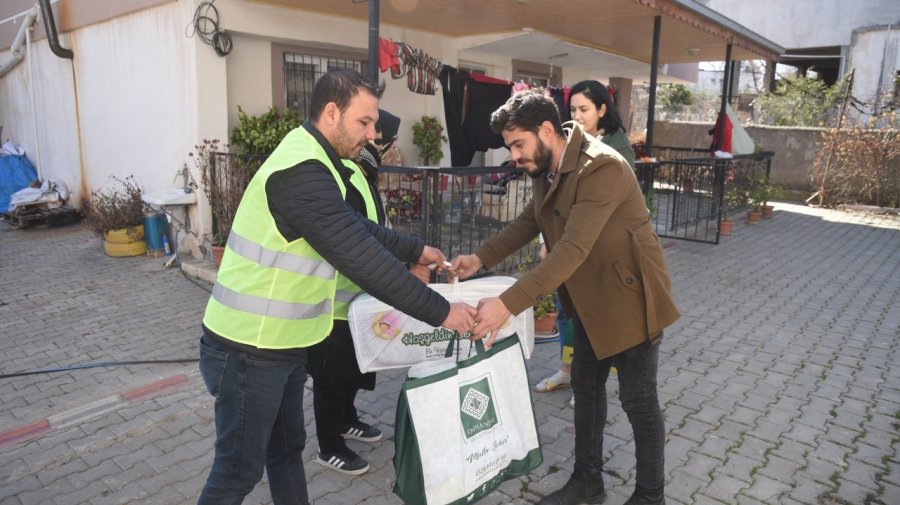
[0,7,39,78]
[25,12,42,180]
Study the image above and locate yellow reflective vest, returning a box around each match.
[334,164,379,320]
[202,126,374,349]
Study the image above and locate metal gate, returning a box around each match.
[644,150,774,244]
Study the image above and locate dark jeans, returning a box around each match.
[197,336,310,505]
[570,314,665,491]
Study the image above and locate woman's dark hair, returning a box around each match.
[490,88,564,136]
[569,80,625,134]
[308,68,384,123]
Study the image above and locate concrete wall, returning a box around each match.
[701,0,900,49]
[0,1,201,209]
[652,121,825,192]
[849,27,900,106]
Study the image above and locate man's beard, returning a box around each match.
[525,139,554,179]
[333,120,365,159]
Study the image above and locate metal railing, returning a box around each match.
[643,150,774,244]
[378,165,540,275]
[210,148,775,254]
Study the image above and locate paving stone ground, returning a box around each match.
[1,202,898,505]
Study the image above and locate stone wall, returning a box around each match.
[652,121,825,191]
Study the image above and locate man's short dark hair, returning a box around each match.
[490,88,563,136]
[308,69,384,122]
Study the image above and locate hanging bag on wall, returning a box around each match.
[393,333,542,505]
[348,276,534,372]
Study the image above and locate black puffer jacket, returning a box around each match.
[264,124,449,328]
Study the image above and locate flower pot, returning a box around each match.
[762,205,775,219]
[746,210,762,225]
[211,245,226,268]
[719,219,734,236]
[103,225,147,257]
[534,312,558,334]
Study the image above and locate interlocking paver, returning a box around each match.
[2,203,899,504]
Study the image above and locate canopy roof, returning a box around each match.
[259,0,784,67]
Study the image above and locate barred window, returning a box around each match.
[282,51,366,116]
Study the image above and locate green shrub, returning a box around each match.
[230,106,301,155]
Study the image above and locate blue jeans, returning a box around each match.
[197,336,310,505]
[570,315,665,491]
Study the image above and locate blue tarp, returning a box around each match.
[0,155,38,212]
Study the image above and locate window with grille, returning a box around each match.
[282,51,366,116]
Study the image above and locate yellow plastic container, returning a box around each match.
[103,226,147,257]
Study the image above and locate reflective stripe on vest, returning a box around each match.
[212,283,332,320]
[333,162,380,319]
[203,126,357,349]
[227,231,335,279]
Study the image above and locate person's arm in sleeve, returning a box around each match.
[472,160,626,343]
[266,163,472,328]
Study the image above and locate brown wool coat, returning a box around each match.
[476,123,680,359]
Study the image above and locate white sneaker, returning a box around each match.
[569,395,575,408]
[534,370,571,392]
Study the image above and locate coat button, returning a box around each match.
[626,277,634,285]
[554,209,560,216]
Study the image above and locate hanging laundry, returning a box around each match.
[439,67,512,166]
[379,37,401,74]
[398,43,443,95]
[463,77,511,156]
[439,65,471,167]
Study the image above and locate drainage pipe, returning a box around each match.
[0,7,39,78]
[38,0,73,60]
[26,20,43,179]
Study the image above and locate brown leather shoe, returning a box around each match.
[538,469,605,505]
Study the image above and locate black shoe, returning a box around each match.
[623,485,665,505]
[538,469,605,505]
[315,449,369,475]
[341,420,383,443]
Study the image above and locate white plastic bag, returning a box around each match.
[348,276,534,372]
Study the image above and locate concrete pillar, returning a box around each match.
[609,77,633,132]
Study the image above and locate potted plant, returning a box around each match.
[752,177,782,219]
[721,186,745,236]
[411,115,447,166]
[83,175,147,257]
[746,178,768,225]
[533,293,559,335]
[193,139,254,267]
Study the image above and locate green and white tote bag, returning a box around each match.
[393,334,542,505]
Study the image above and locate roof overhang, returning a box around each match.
[256,0,784,66]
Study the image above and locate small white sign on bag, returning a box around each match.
[347,276,534,372]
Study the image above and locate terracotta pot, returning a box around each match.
[534,312,558,334]
[103,225,147,257]
[747,210,762,225]
[762,205,775,218]
[719,219,734,236]
[211,245,226,268]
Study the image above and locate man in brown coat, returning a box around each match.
[452,89,679,505]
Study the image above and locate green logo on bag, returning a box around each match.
[459,377,498,439]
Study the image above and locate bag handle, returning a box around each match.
[443,332,485,361]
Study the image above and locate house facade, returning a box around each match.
[700,0,900,119]
[0,0,780,255]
